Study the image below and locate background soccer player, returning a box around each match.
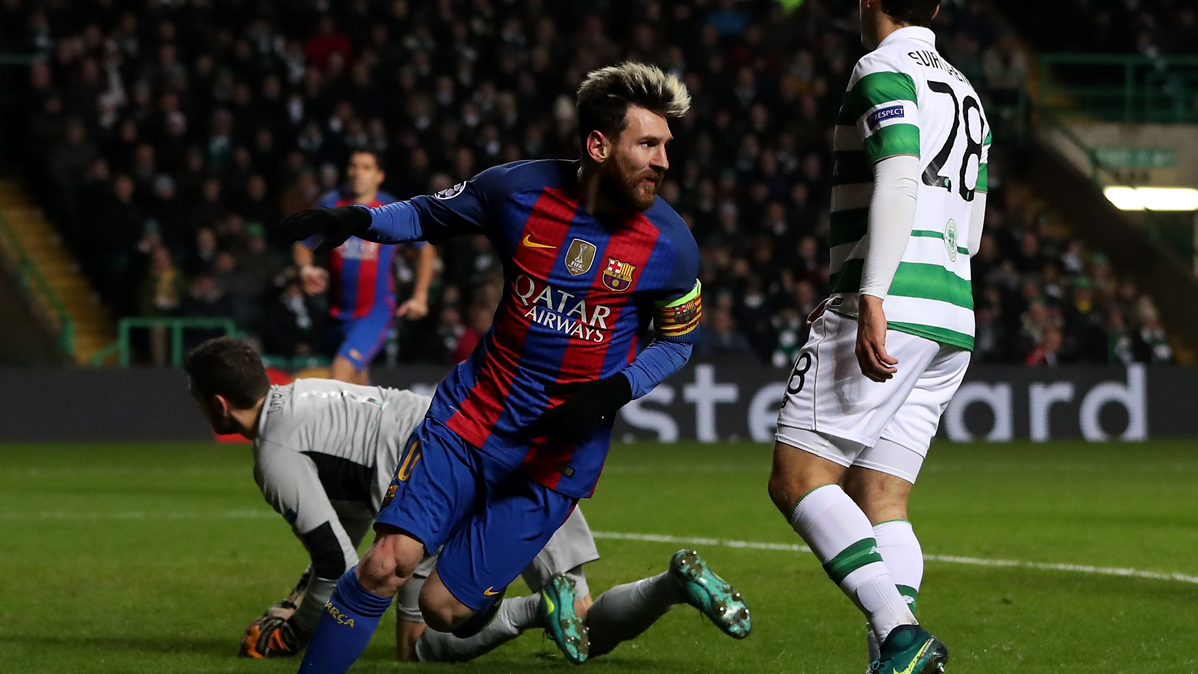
[277,63,745,674]
[767,1,990,673]
[183,337,748,664]
[292,150,437,383]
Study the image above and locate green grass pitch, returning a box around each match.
[2,440,1198,673]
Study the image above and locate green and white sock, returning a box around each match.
[874,520,922,613]
[789,485,916,642]
[868,520,923,660]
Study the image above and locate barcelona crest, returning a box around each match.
[601,257,636,292]
[671,298,700,327]
[381,483,398,508]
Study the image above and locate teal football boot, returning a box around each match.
[669,549,751,639]
[538,574,589,664]
[869,624,948,674]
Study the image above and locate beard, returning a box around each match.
[600,154,662,212]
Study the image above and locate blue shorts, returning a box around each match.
[376,418,577,610]
[329,310,393,371]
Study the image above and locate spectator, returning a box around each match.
[697,307,752,356]
[1134,302,1173,364]
[136,246,187,365]
[212,251,266,334]
[180,272,235,352]
[770,302,806,369]
[94,173,147,311]
[436,308,462,366]
[264,280,323,359]
[1025,326,1065,367]
[137,246,186,319]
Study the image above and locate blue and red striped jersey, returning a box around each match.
[409,160,701,498]
[311,190,399,319]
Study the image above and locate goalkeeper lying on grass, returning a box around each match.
[184,336,751,663]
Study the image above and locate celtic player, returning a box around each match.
[768,1,989,673]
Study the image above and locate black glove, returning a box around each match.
[239,614,304,658]
[527,375,633,441]
[276,205,371,255]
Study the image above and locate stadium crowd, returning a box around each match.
[2,0,1175,367]
[1005,0,1198,56]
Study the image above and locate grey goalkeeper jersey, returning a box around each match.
[254,379,430,634]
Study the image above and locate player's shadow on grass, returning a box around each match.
[0,634,231,656]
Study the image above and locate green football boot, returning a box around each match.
[869,624,948,674]
[538,574,589,665]
[669,549,752,639]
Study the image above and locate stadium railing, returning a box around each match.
[90,317,238,368]
[1038,53,1198,124]
[0,209,74,357]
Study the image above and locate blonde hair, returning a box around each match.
[576,62,691,146]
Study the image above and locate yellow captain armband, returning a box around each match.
[653,281,702,339]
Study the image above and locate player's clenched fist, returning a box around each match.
[276,205,371,255]
[528,375,633,441]
[239,614,304,658]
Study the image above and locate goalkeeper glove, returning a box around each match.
[527,375,632,441]
[276,205,371,254]
[240,614,304,658]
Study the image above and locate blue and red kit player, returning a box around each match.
[292,150,436,383]
[278,64,705,672]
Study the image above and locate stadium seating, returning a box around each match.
[0,0,1181,366]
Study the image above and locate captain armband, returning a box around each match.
[653,281,702,340]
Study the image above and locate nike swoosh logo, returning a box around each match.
[522,235,556,250]
[543,593,555,613]
[893,640,934,674]
[483,587,502,597]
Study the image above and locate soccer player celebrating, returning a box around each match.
[277,63,745,673]
[768,1,989,673]
[183,337,747,664]
[292,150,437,383]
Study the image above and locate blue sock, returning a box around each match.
[299,568,393,673]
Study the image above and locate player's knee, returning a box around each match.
[843,469,911,523]
[417,595,470,633]
[356,550,401,594]
[358,533,420,594]
[766,469,797,516]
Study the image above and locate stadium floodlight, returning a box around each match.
[1104,186,1198,212]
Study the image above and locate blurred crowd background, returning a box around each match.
[0,0,1177,367]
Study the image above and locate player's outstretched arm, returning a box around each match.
[276,201,430,253]
[277,205,376,254]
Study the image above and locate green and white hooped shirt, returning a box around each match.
[828,26,991,351]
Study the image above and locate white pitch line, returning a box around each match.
[5,510,1198,585]
[591,531,1198,585]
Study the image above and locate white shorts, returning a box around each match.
[775,310,970,483]
[395,506,599,623]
